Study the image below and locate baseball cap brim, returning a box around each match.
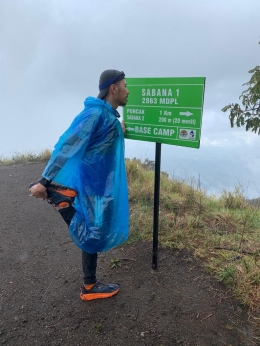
[97,87,109,99]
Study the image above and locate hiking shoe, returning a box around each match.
[29,183,77,208]
[46,184,77,207]
[80,282,119,301]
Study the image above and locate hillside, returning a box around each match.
[0,161,260,345]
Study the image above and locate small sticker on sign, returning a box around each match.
[179,129,196,140]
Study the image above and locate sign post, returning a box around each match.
[123,77,205,269]
[152,142,161,270]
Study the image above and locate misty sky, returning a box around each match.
[0,0,259,198]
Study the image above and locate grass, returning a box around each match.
[1,152,260,324]
[110,258,121,269]
[126,158,260,324]
[0,149,51,165]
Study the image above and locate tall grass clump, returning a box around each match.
[0,149,51,166]
[126,158,260,322]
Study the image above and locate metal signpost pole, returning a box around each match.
[152,142,161,270]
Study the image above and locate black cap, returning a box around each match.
[97,70,125,99]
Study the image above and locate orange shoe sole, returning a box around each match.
[80,288,119,301]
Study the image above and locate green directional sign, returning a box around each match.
[123,77,205,148]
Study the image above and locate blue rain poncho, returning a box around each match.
[42,97,129,253]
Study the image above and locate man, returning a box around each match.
[29,70,129,301]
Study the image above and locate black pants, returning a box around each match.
[59,206,97,284]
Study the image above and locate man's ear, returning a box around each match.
[110,84,118,95]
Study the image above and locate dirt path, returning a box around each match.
[0,163,258,345]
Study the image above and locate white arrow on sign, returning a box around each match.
[179,111,193,116]
[126,127,135,131]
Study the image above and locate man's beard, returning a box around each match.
[119,98,127,107]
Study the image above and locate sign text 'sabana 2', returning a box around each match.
[123,77,206,148]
